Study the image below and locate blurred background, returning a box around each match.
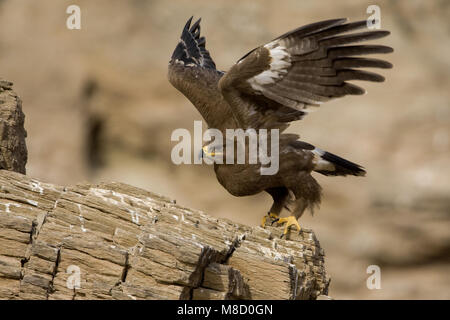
[0,0,448,299]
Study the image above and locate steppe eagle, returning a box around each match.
[168,17,392,236]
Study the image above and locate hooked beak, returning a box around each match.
[201,145,223,161]
[202,145,216,157]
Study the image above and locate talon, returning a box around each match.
[261,212,279,228]
[274,215,301,237]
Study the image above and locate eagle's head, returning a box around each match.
[200,140,224,162]
[200,137,251,164]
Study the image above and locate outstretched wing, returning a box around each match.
[169,17,237,130]
[170,16,217,69]
[219,18,393,130]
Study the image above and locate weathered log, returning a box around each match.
[0,80,27,174]
[0,170,329,300]
[0,78,329,300]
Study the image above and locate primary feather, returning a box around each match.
[219,18,393,131]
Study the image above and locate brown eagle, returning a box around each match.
[168,17,392,236]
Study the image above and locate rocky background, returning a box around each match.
[0,0,448,299]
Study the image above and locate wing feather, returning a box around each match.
[219,18,393,130]
[170,16,217,69]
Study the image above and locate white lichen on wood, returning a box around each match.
[0,170,329,300]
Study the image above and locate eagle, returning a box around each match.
[168,17,392,237]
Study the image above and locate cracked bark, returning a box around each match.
[0,78,329,300]
[0,170,330,300]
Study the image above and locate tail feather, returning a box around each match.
[289,140,366,176]
[312,147,366,177]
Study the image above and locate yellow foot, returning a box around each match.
[274,216,301,238]
[261,212,279,228]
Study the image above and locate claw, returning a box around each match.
[261,212,279,228]
[274,215,301,238]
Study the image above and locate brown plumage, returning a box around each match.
[168,17,392,236]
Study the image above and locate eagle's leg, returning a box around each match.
[274,199,307,238]
[261,212,279,227]
[261,188,289,227]
[275,215,301,238]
